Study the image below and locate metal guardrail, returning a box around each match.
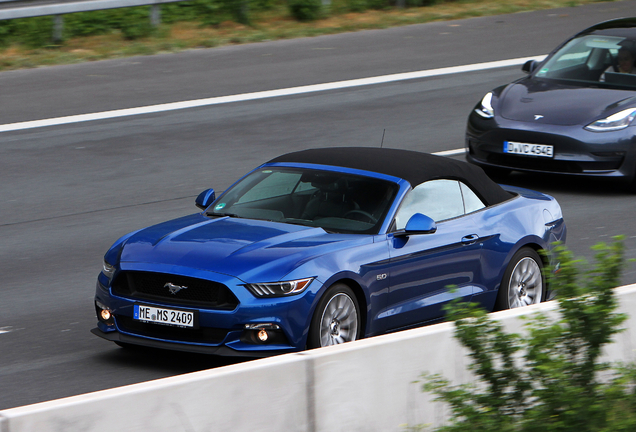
[0,0,182,20]
[0,0,188,41]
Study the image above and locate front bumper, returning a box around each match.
[466,113,636,181]
[90,327,285,357]
[93,266,318,356]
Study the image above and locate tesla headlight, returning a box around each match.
[584,108,636,132]
[474,92,494,118]
[245,278,313,298]
[102,260,116,281]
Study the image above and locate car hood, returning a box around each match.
[118,214,371,282]
[499,79,636,125]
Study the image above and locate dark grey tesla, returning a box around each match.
[466,18,636,190]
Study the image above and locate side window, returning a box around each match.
[460,182,485,214]
[394,180,464,228]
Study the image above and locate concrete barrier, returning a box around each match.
[2,284,635,432]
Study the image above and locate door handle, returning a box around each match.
[461,234,479,245]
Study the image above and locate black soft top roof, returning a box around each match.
[268,147,513,206]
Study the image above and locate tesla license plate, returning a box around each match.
[504,141,553,158]
[134,304,196,328]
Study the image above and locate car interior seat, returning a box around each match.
[301,177,355,220]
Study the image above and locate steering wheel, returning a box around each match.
[344,210,377,224]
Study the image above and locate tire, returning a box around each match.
[308,283,361,349]
[495,247,545,310]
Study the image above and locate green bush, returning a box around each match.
[251,0,277,11]
[194,0,226,26]
[405,0,438,6]
[118,7,155,40]
[0,16,54,48]
[419,238,636,432]
[228,0,251,25]
[288,0,322,21]
[65,11,120,37]
[346,0,369,13]
[366,0,392,10]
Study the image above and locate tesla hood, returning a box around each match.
[499,79,636,126]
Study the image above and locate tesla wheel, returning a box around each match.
[308,283,360,348]
[496,247,545,310]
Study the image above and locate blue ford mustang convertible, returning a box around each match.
[92,148,566,356]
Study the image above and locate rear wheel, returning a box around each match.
[308,283,360,348]
[496,248,545,310]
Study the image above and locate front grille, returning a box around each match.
[116,315,228,344]
[112,271,239,310]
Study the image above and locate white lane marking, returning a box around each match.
[0,55,546,133]
[432,148,466,157]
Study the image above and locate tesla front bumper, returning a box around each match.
[466,114,636,181]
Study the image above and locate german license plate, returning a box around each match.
[133,304,196,328]
[504,141,554,158]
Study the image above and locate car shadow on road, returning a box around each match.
[96,344,253,374]
[491,171,635,197]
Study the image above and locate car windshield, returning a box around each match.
[207,167,398,234]
[534,34,636,89]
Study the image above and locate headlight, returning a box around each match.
[244,278,313,298]
[102,260,116,281]
[584,108,636,132]
[474,92,494,118]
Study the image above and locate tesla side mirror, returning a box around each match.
[522,60,538,74]
[395,213,437,237]
[195,188,216,210]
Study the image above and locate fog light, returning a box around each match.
[241,323,287,345]
[95,301,115,326]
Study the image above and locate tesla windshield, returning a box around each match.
[207,167,398,234]
[535,35,636,88]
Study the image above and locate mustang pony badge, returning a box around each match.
[165,282,188,295]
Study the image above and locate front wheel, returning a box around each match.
[496,247,545,310]
[308,284,361,349]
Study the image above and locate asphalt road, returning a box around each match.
[1,0,636,410]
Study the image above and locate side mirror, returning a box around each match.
[522,59,538,74]
[395,213,437,237]
[195,188,216,210]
